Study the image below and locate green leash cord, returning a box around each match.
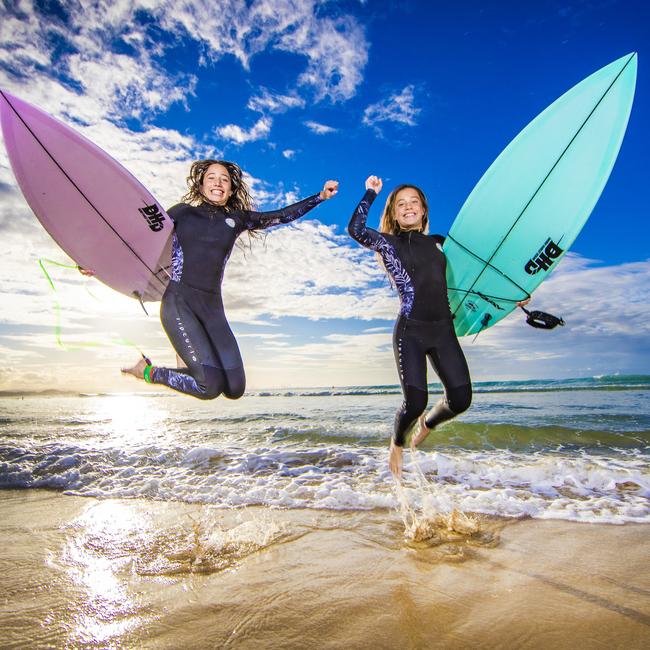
[38,258,148,359]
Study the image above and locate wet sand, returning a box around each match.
[1,489,649,649]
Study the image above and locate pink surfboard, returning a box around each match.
[0,90,172,302]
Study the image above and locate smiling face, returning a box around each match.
[200,163,233,206]
[379,184,429,236]
[394,187,425,231]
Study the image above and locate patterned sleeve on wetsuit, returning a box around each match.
[347,189,385,251]
[165,204,185,282]
[240,193,323,231]
[348,189,415,318]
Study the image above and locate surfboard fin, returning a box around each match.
[472,313,492,342]
[133,291,149,315]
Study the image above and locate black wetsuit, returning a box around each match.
[150,194,323,399]
[348,189,472,446]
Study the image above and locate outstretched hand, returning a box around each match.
[365,175,383,194]
[320,180,339,200]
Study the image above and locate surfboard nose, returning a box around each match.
[1,89,173,302]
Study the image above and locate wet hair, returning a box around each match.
[379,184,429,235]
[182,159,254,212]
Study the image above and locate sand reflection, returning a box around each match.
[59,500,295,644]
[62,500,149,645]
[3,492,646,649]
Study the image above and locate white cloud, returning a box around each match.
[1,1,368,130]
[304,120,337,135]
[363,85,422,129]
[253,331,395,384]
[222,219,395,323]
[1,1,197,122]
[242,253,650,386]
[243,174,300,209]
[0,1,364,221]
[462,254,650,380]
[66,51,196,120]
[0,1,369,392]
[282,149,297,159]
[0,208,394,390]
[282,14,369,102]
[0,1,51,71]
[237,333,290,339]
[247,88,306,114]
[222,249,650,384]
[131,0,368,103]
[216,117,273,144]
[0,223,176,392]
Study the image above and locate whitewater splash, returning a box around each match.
[1,382,649,524]
[392,448,500,557]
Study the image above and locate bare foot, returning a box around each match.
[121,358,148,380]
[410,414,431,448]
[389,440,403,480]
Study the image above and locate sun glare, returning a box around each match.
[91,395,171,446]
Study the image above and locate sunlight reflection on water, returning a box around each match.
[62,500,150,645]
[90,395,172,447]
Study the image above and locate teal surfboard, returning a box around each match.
[445,53,637,337]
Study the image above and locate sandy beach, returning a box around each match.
[1,489,649,649]
[1,0,649,647]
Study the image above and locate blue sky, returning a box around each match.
[0,0,649,392]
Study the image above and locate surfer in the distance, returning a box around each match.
[119,159,338,399]
[348,175,472,479]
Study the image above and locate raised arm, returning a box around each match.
[348,175,385,251]
[242,180,338,231]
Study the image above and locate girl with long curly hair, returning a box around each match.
[121,159,338,399]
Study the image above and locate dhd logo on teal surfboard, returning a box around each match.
[524,238,564,275]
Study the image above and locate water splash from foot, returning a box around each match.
[394,448,498,551]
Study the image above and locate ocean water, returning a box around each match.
[1,375,649,525]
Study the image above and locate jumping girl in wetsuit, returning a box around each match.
[348,176,471,477]
[122,159,338,399]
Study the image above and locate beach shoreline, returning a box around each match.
[1,489,649,649]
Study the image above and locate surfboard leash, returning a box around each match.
[38,257,150,355]
[518,305,565,330]
[446,287,565,331]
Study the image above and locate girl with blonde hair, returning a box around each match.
[348,175,471,477]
